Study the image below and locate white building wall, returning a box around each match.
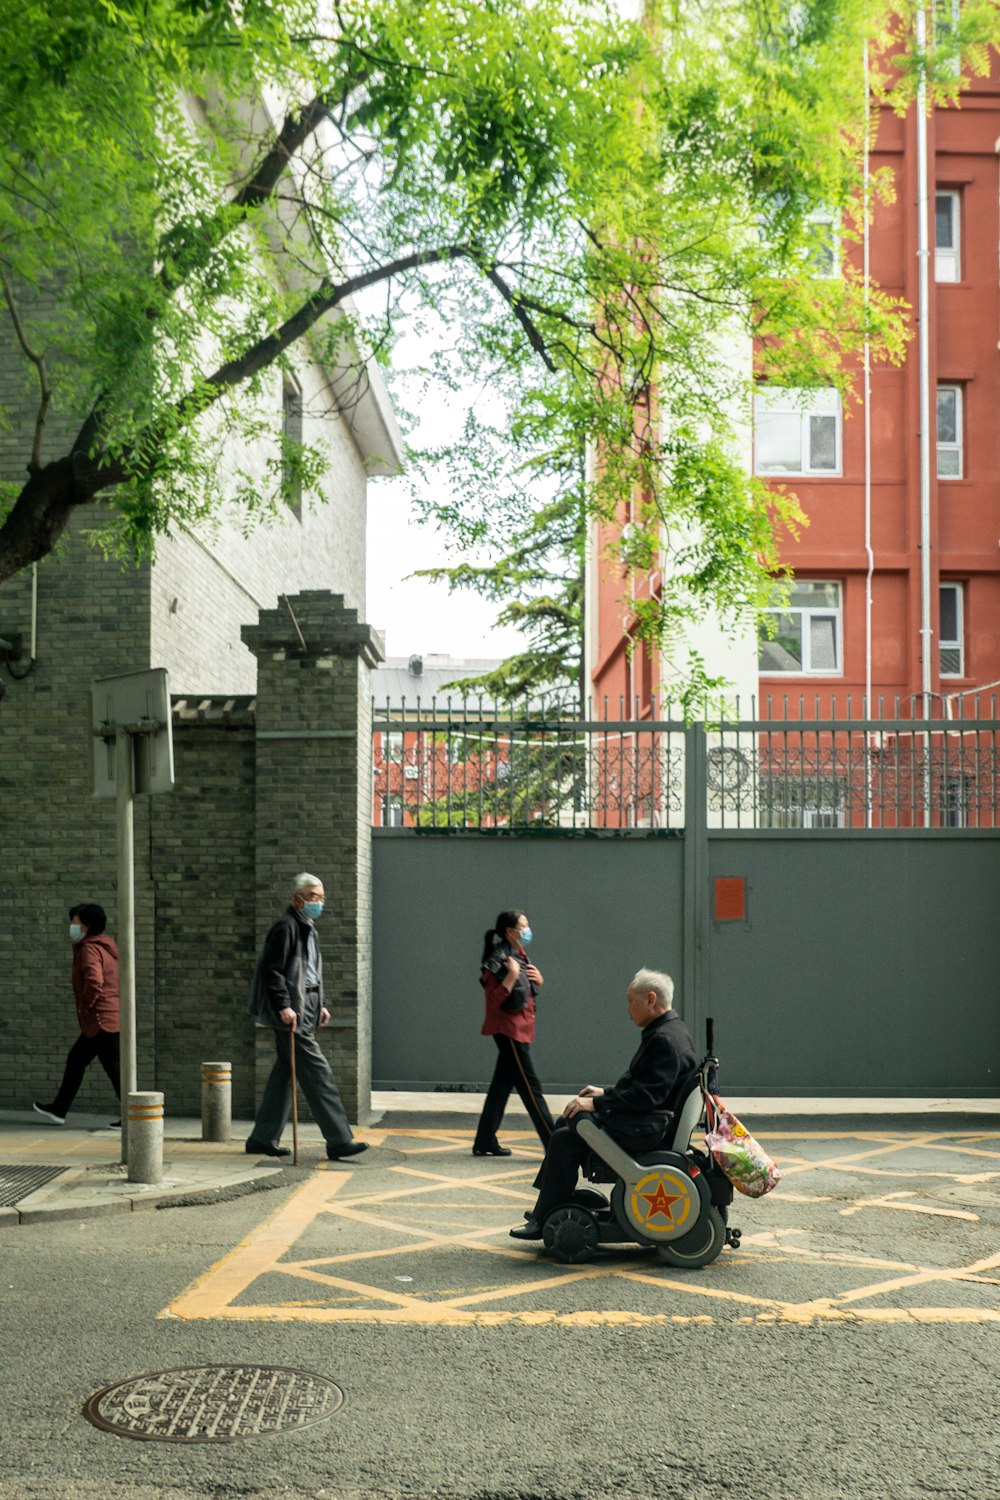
[149,351,380,694]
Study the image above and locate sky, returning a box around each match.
[365,476,524,664]
[363,316,525,664]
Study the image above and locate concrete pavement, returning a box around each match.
[2,1091,998,1225]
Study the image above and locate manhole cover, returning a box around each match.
[0,1165,66,1207]
[83,1365,345,1442]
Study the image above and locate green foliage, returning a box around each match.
[0,0,997,707]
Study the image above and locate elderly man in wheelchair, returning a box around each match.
[509,968,738,1267]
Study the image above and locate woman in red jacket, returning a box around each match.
[472,908,555,1157]
[33,903,121,1126]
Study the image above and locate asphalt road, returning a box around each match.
[2,1115,999,1500]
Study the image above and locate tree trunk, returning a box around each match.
[0,457,95,585]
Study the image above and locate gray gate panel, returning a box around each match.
[707,836,1000,1093]
[373,835,685,1092]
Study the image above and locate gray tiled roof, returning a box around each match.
[373,655,502,706]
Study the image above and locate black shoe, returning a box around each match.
[472,1144,512,1157]
[109,1119,121,1129]
[33,1102,66,1126]
[245,1138,291,1158]
[509,1218,543,1241]
[328,1141,369,1161]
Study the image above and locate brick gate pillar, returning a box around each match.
[242,591,384,1125]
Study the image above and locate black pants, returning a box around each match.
[529,1116,663,1223]
[251,1026,353,1153]
[51,1030,121,1117]
[474,1035,554,1150]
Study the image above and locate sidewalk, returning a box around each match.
[2,1091,998,1226]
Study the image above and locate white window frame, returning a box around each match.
[759,580,843,676]
[939,582,964,678]
[934,190,961,282]
[937,384,963,479]
[381,794,404,827]
[759,778,846,828]
[804,207,840,279]
[934,0,962,78]
[754,387,842,477]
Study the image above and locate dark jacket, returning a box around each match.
[247,906,322,1029]
[594,1010,698,1129]
[480,937,537,1043]
[71,934,120,1038]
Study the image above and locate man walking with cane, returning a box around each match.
[246,873,367,1162]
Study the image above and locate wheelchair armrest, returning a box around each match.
[576,1115,650,1188]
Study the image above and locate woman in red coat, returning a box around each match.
[472,908,555,1157]
[33,902,121,1126]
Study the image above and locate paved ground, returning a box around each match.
[3,1101,1000,1499]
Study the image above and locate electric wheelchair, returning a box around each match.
[539,1026,742,1268]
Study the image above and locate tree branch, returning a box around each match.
[1,268,52,472]
[479,264,559,372]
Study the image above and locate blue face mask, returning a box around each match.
[69,923,84,943]
[518,927,533,946]
[301,900,324,921]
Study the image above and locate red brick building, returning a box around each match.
[589,56,1000,727]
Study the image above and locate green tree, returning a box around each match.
[413,436,586,702]
[0,0,992,666]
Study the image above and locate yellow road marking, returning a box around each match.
[840,1191,979,1222]
[161,1127,1000,1329]
[164,1165,350,1319]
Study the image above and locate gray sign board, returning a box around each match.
[91,668,174,796]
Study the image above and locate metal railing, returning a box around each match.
[371,694,1000,832]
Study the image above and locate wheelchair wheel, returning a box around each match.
[543,1205,600,1264]
[654,1205,726,1269]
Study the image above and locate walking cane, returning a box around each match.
[289,1015,299,1167]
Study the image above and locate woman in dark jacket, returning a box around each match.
[33,903,121,1126]
[472,908,555,1157]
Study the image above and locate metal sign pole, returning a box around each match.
[116,729,136,1165]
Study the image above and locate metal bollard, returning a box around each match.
[127,1091,164,1185]
[201,1061,232,1144]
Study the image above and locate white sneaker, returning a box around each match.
[33,1102,66,1126]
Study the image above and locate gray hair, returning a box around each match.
[292,871,323,894]
[629,968,674,1009]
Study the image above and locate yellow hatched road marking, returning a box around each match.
[160,1127,1000,1329]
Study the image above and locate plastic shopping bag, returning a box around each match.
[704,1095,782,1198]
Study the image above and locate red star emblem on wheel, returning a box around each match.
[639,1180,683,1221]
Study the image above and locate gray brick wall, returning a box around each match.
[0,530,154,1115]
[149,700,258,1115]
[0,587,382,1123]
[243,590,384,1124]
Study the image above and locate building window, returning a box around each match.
[940,582,964,677]
[760,777,846,828]
[282,378,304,518]
[937,385,963,478]
[935,191,961,282]
[803,208,840,278]
[940,777,970,828]
[759,580,842,675]
[754,388,841,476]
[381,795,404,827]
[934,0,962,77]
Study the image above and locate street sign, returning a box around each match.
[91,668,174,796]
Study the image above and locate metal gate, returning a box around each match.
[371,700,1000,1094]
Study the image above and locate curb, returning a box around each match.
[1,1164,297,1226]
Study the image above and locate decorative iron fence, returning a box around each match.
[371,696,1000,832]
